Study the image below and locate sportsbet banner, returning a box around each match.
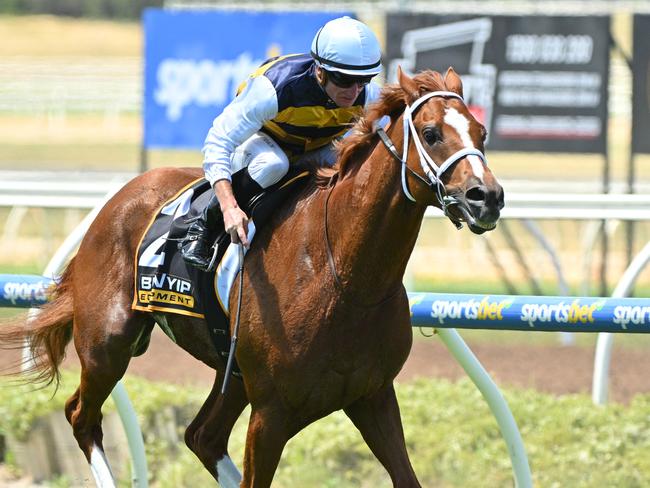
[143,9,350,149]
[0,274,50,308]
[3,274,648,332]
[408,293,650,333]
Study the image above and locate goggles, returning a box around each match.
[326,70,374,88]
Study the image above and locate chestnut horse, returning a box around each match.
[1,68,503,487]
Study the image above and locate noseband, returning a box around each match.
[376,90,488,229]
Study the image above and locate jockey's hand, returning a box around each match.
[213,179,250,248]
[223,205,250,248]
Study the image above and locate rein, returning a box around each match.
[323,182,342,289]
[376,90,488,228]
[323,178,402,307]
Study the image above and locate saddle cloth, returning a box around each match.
[131,169,310,376]
[131,177,244,374]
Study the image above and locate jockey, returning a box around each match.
[180,16,383,271]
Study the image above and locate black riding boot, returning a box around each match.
[180,194,221,271]
[180,168,265,271]
[231,166,265,215]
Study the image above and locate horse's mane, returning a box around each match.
[335,70,452,180]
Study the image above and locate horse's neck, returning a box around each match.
[329,141,425,302]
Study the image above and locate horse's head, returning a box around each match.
[393,67,504,234]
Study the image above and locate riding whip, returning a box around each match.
[221,243,245,395]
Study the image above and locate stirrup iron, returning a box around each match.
[206,241,220,272]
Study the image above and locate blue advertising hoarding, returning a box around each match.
[143,9,351,149]
[3,273,648,334]
[0,274,50,308]
[409,293,650,333]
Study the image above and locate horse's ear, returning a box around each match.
[444,67,464,98]
[397,66,420,103]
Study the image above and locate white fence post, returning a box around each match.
[592,240,650,405]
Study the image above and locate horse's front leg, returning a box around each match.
[241,403,291,488]
[344,383,421,488]
[184,369,248,487]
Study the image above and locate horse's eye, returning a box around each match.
[481,127,488,142]
[422,126,441,146]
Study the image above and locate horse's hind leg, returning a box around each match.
[185,371,248,487]
[344,383,421,488]
[65,308,154,488]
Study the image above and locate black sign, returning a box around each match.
[386,14,610,154]
[632,15,650,154]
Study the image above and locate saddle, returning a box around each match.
[131,166,310,376]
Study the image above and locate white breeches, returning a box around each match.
[231,131,337,188]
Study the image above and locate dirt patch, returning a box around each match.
[2,328,649,404]
[66,329,650,404]
[402,337,650,403]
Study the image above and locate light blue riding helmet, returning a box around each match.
[310,16,382,77]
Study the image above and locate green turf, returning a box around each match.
[3,372,650,487]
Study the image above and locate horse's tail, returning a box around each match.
[0,259,75,390]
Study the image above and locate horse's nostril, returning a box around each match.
[465,186,486,203]
[497,187,505,210]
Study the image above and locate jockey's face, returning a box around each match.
[316,67,369,108]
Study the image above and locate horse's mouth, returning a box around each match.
[446,199,499,235]
[468,221,496,235]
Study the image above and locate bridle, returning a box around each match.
[375,90,488,229]
[323,89,489,296]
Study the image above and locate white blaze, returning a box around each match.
[443,108,485,181]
